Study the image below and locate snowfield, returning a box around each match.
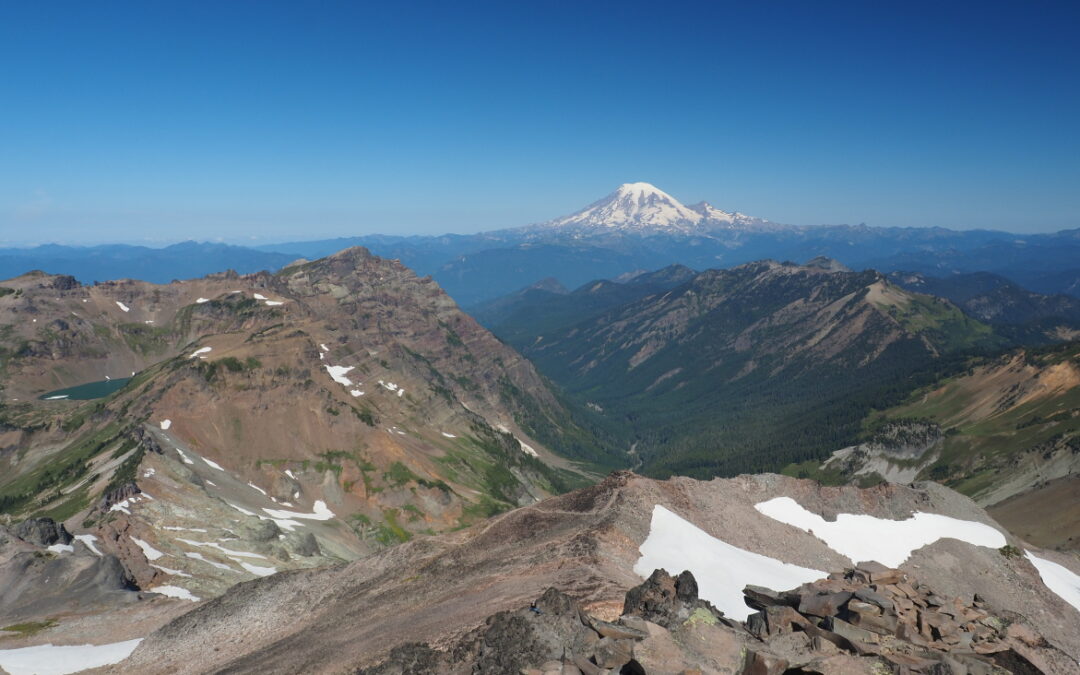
[754,496,1006,567]
[150,563,192,578]
[131,537,165,561]
[238,561,277,577]
[0,639,142,675]
[74,534,102,556]
[1025,551,1080,613]
[325,365,355,386]
[115,301,130,312]
[263,500,335,522]
[151,585,200,601]
[635,505,825,621]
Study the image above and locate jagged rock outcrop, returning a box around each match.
[13,517,72,547]
[362,565,1069,674]
[742,562,1064,673]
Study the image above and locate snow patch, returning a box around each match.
[247,482,267,496]
[160,419,171,430]
[754,496,1007,568]
[226,502,259,517]
[175,448,194,465]
[262,500,335,522]
[253,293,267,300]
[325,365,355,386]
[74,534,102,556]
[47,543,74,554]
[202,456,224,471]
[142,468,156,478]
[0,639,143,675]
[177,538,266,559]
[285,469,296,479]
[1026,551,1080,613]
[519,442,538,458]
[131,537,165,561]
[109,495,142,514]
[151,585,200,601]
[264,300,284,306]
[441,432,457,438]
[238,561,277,577]
[188,346,212,358]
[44,395,70,400]
[376,380,406,397]
[350,389,364,397]
[635,505,825,621]
[196,297,210,303]
[184,552,233,571]
[163,526,207,532]
[150,564,192,578]
[320,343,329,352]
[115,301,130,312]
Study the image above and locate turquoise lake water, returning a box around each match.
[39,377,132,401]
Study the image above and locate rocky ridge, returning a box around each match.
[110,472,1080,674]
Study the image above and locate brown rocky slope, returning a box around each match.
[0,247,612,628]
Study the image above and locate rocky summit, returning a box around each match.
[362,564,1065,674]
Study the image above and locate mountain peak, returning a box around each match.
[613,181,671,198]
[547,182,704,232]
[534,183,772,234]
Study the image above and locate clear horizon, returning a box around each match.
[2,1,1079,245]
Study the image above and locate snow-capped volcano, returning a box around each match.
[548,182,704,231]
[537,182,773,234]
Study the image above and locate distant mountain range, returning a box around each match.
[0,241,297,285]
[481,258,1010,478]
[4,182,1080,307]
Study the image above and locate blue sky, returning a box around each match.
[1,0,1078,244]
